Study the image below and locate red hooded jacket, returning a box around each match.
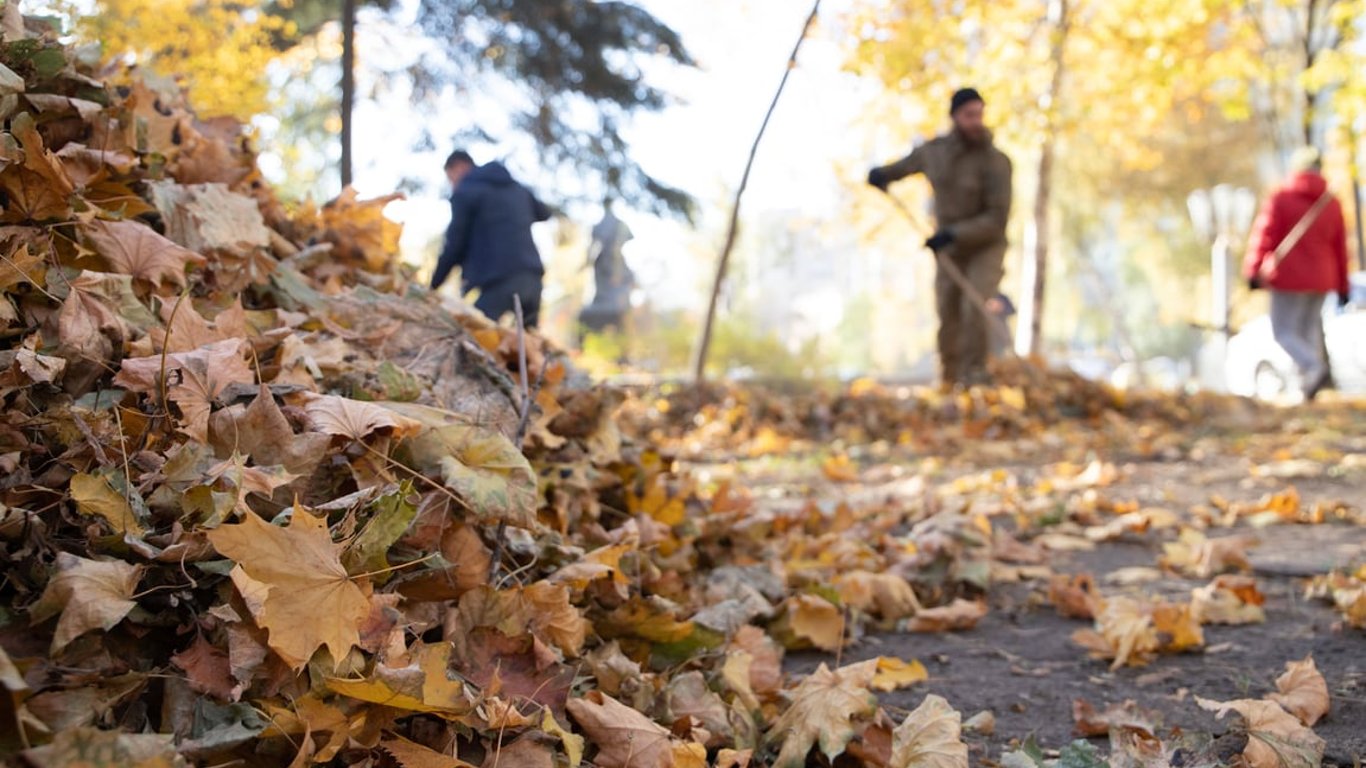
[1243,171,1349,295]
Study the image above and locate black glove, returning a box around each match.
[1248,275,1264,291]
[867,168,889,191]
[1340,290,1351,308]
[925,229,955,252]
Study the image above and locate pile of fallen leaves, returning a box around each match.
[615,361,1263,460]
[0,17,1007,768]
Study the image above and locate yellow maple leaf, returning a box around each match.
[69,472,145,537]
[208,507,370,669]
[872,657,929,692]
[326,644,472,716]
[764,660,878,768]
[776,594,845,652]
[830,571,917,617]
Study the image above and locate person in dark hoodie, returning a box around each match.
[1244,146,1349,401]
[430,150,552,327]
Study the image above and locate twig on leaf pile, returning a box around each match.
[157,290,192,420]
[488,295,533,582]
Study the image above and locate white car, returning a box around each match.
[1225,308,1366,398]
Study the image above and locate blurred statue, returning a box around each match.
[579,200,636,335]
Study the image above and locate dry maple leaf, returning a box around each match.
[720,651,761,711]
[715,748,753,768]
[1196,697,1325,768]
[82,218,204,289]
[386,402,541,528]
[19,727,179,768]
[326,643,472,715]
[171,633,235,701]
[1072,699,1159,738]
[567,690,682,768]
[0,242,46,293]
[664,670,733,747]
[1151,601,1204,653]
[259,693,353,763]
[0,168,70,222]
[11,112,75,196]
[522,581,590,657]
[765,660,879,768]
[29,552,141,654]
[729,625,783,695]
[138,296,249,355]
[1191,575,1266,625]
[208,385,331,477]
[889,694,968,768]
[1161,528,1255,577]
[821,453,859,483]
[835,571,923,620]
[57,271,128,367]
[774,594,845,651]
[1048,572,1104,620]
[1073,596,1158,670]
[302,393,424,441]
[69,472,145,536]
[907,599,986,633]
[380,735,475,768]
[115,338,255,442]
[208,507,370,669]
[1268,656,1329,727]
[872,656,928,692]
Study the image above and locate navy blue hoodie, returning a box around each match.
[430,162,551,292]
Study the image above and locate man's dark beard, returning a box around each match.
[955,127,989,147]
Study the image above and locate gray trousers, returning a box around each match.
[1269,290,1328,384]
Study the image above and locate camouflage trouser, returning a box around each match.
[935,243,1006,385]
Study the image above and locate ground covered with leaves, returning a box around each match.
[630,379,1366,765]
[1,16,1364,768]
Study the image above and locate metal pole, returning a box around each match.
[1209,234,1230,391]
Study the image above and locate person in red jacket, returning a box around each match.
[1244,147,1350,401]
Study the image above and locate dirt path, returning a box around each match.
[687,402,1366,764]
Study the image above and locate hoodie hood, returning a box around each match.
[1287,170,1327,199]
[463,161,516,187]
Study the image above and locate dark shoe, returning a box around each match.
[1303,370,1330,402]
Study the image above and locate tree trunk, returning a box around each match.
[1021,0,1069,357]
[340,0,356,189]
[1351,122,1366,271]
[692,0,820,382]
[1355,168,1366,272]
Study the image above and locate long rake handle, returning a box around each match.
[881,192,1019,359]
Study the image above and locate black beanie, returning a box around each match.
[950,88,984,114]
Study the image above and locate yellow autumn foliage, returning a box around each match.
[73,0,294,118]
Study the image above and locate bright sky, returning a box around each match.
[353,0,880,312]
